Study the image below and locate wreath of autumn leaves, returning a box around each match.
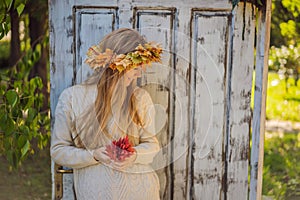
[85,42,163,73]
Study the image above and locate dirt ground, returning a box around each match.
[0,146,51,200]
[265,120,300,134]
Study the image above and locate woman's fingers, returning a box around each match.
[93,148,111,164]
[94,147,137,170]
[112,155,135,170]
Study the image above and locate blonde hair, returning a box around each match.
[75,28,146,148]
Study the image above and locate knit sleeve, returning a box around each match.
[50,87,98,169]
[133,88,160,164]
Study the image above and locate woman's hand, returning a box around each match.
[93,146,137,170]
[93,146,112,165]
[113,150,137,170]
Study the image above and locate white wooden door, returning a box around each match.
[50,0,262,199]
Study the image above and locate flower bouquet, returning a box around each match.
[105,135,135,161]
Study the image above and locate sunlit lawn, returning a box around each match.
[262,72,300,199]
[265,72,300,122]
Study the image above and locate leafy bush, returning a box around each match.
[0,41,10,67]
[0,45,50,170]
[268,45,300,87]
[0,40,9,59]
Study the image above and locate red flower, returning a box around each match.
[105,135,135,161]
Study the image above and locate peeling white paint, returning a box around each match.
[50,1,269,199]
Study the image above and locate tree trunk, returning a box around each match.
[9,7,20,67]
[27,1,49,111]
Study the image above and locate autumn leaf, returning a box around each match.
[85,42,162,73]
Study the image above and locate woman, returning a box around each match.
[51,28,162,200]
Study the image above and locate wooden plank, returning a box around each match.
[50,0,75,115]
[191,10,231,199]
[250,0,271,199]
[171,7,191,200]
[74,7,118,83]
[49,1,76,198]
[133,7,176,199]
[226,2,255,200]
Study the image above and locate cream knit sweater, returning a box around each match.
[51,84,160,200]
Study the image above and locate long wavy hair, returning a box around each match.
[75,28,147,149]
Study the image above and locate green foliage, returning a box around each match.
[16,3,24,16]
[281,0,300,19]
[265,72,300,122]
[280,20,297,42]
[263,132,300,199]
[231,0,241,9]
[231,0,263,10]
[271,0,300,46]
[268,45,300,81]
[0,45,50,169]
[0,0,27,40]
[269,0,300,82]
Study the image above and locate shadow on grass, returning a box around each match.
[284,96,300,102]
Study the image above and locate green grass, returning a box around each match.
[265,72,300,122]
[0,146,51,200]
[260,72,300,199]
[263,132,300,200]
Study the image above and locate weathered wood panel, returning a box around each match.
[133,7,176,199]
[226,3,255,200]
[250,0,271,199]
[50,1,78,198]
[190,10,231,199]
[49,1,269,199]
[50,1,76,113]
[74,6,119,83]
